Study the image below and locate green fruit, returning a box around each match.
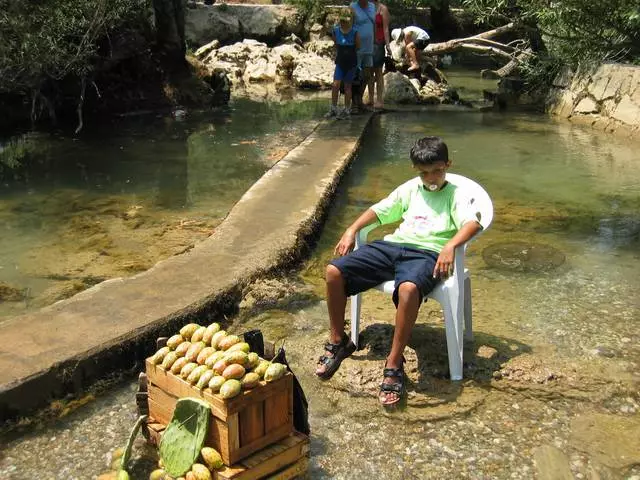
[204,351,224,369]
[191,326,207,343]
[227,342,250,354]
[161,352,179,370]
[179,323,201,339]
[151,347,171,365]
[210,330,227,349]
[224,351,248,366]
[191,463,212,480]
[220,379,242,399]
[179,362,198,379]
[246,352,260,369]
[150,469,167,480]
[212,359,228,375]
[170,357,189,375]
[218,335,241,351]
[253,360,270,378]
[241,372,260,389]
[202,323,221,345]
[196,370,215,390]
[186,342,206,362]
[175,341,191,357]
[187,365,209,385]
[208,375,226,392]
[222,364,245,380]
[117,470,130,480]
[196,347,216,365]
[264,363,287,382]
[166,335,184,350]
[200,446,223,470]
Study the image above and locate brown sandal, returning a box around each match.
[316,333,356,380]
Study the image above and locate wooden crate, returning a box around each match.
[148,427,309,480]
[145,358,294,466]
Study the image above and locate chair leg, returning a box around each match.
[442,295,463,381]
[350,293,361,349]
[464,277,473,342]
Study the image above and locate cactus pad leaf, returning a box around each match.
[159,398,211,477]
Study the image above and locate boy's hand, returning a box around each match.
[334,230,356,256]
[433,244,454,278]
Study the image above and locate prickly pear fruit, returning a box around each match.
[222,364,245,380]
[220,379,242,399]
[166,334,184,350]
[151,346,171,365]
[174,341,191,357]
[185,472,196,480]
[246,352,260,369]
[170,357,189,375]
[191,326,207,343]
[149,469,166,480]
[224,351,248,366]
[253,360,270,378]
[218,335,241,351]
[179,323,200,339]
[117,470,130,480]
[241,372,260,389]
[196,369,215,390]
[191,463,212,480]
[196,347,216,365]
[205,351,224,369]
[200,447,223,470]
[186,342,206,362]
[264,363,287,382]
[212,358,228,375]
[208,375,226,392]
[187,365,209,385]
[210,330,227,349]
[161,352,179,370]
[202,323,221,345]
[179,362,198,379]
[227,342,250,354]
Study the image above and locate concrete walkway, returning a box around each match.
[0,115,371,420]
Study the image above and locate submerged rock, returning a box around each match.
[482,241,566,273]
[0,282,24,302]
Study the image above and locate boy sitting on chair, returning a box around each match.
[315,136,481,407]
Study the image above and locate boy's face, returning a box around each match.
[414,160,450,191]
[339,18,351,28]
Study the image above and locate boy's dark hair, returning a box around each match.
[409,136,449,165]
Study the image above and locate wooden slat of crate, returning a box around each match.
[213,432,309,480]
[146,359,290,420]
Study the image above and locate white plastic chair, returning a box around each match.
[349,173,493,381]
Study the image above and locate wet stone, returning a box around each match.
[482,241,566,273]
[590,346,617,358]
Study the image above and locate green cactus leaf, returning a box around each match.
[159,397,211,477]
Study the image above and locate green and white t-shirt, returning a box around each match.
[371,177,480,253]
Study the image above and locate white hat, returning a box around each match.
[391,28,402,42]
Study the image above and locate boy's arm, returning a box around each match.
[334,208,379,256]
[433,221,481,278]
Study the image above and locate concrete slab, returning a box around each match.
[0,115,371,420]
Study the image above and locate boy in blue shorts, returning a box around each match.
[315,136,482,407]
[325,13,360,119]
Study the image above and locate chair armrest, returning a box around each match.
[355,223,381,250]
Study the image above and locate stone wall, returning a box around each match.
[546,63,640,137]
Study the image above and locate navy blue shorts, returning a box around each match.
[330,240,440,306]
[334,65,357,82]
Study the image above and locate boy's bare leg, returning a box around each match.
[364,67,375,107]
[316,265,348,376]
[331,79,340,107]
[373,66,384,108]
[380,281,421,404]
[344,83,352,109]
[407,44,419,70]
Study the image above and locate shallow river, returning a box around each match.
[1,87,639,480]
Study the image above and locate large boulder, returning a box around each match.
[306,39,335,58]
[291,53,334,89]
[243,57,278,83]
[186,4,304,47]
[384,72,419,103]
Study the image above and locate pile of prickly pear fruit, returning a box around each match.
[150,322,287,399]
[150,446,224,480]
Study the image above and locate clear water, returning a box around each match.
[0,97,327,318]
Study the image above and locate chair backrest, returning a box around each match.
[446,173,493,231]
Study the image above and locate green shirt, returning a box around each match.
[371,178,480,253]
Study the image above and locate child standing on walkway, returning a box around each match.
[326,13,360,119]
